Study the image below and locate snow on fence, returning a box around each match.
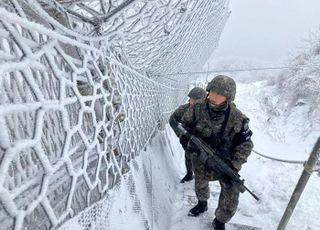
[0,0,229,229]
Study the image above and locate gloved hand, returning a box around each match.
[179,134,189,150]
[205,158,236,185]
[228,160,240,172]
[205,157,215,171]
[220,161,241,185]
[187,140,201,156]
[220,174,233,186]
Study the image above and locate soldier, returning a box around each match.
[181,75,253,230]
[169,87,207,183]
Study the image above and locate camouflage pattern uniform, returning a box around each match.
[182,76,253,223]
[169,87,207,176]
[169,103,193,172]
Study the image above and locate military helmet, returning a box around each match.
[188,87,207,100]
[206,75,236,101]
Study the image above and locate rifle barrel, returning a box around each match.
[242,184,260,201]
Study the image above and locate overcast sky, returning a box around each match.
[209,0,320,65]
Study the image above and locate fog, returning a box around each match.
[210,0,320,65]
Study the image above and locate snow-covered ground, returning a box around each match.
[60,80,320,230]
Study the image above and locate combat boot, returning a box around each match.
[188,200,208,216]
[212,218,225,230]
[180,171,193,183]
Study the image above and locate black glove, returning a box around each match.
[205,157,215,171]
[205,158,234,185]
[227,160,240,172]
[179,134,189,150]
[220,161,240,185]
[187,140,201,156]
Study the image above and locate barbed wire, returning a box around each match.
[164,66,290,76]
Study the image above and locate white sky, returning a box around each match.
[209,0,320,65]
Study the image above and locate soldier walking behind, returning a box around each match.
[181,75,253,230]
[169,87,207,183]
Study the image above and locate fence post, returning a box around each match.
[277,137,320,230]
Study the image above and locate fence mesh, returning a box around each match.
[0,0,229,229]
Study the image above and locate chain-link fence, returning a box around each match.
[0,0,229,229]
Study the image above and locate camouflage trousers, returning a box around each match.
[185,151,193,173]
[192,157,239,223]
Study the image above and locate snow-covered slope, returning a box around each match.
[233,82,320,229]
[237,81,319,161]
[265,30,320,139]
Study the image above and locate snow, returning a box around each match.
[60,125,183,230]
[1,1,319,229]
[238,81,319,161]
[236,81,314,161]
[60,80,320,230]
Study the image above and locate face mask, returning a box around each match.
[208,101,228,112]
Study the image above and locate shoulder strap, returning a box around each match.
[219,105,230,140]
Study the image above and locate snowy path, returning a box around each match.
[170,180,261,230]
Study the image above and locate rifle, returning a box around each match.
[177,124,260,201]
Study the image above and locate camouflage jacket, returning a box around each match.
[181,99,253,171]
[169,103,190,137]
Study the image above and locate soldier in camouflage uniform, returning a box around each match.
[169,87,207,183]
[181,75,253,230]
